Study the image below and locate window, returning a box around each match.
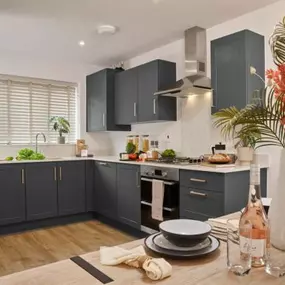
[0,75,77,145]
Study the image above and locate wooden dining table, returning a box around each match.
[0,213,284,285]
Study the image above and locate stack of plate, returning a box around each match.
[144,219,220,258]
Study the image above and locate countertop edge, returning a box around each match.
[0,156,269,173]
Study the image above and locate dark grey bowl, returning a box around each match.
[159,219,212,247]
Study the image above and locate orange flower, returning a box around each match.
[266,69,275,79]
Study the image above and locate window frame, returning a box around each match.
[0,74,78,146]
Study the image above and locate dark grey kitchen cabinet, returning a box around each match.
[0,164,26,225]
[87,69,131,132]
[117,164,141,229]
[57,161,86,216]
[115,60,177,124]
[25,162,58,221]
[94,161,117,219]
[115,68,138,125]
[180,168,268,221]
[211,30,264,113]
[85,160,95,212]
[138,60,177,122]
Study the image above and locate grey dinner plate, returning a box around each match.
[153,233,212,252]
[144,234,220,258]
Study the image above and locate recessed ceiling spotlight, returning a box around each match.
[97,25,117,35]
[78,40,85,47]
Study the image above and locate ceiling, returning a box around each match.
[0,0,280,65]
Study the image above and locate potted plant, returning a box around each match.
[49,116,70,144]
[213,106,260,165]
[213,16,285,250]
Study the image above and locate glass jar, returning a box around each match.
[127,135,134,145]
[134,135,140,153]
[142,135,150,152]
[152,140,159,160]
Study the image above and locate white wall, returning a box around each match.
[0,55,116,157]
[108,0,285,197]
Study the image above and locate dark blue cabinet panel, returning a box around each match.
[211,30,264,113]
[0,164,26,225]
[26,162,58,221]
[117,164,141,229]
[57,161,86,216]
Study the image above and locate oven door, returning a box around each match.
[140,177,179,232]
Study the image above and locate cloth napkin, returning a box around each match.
[100,245,172,281]
[152,179,165,221]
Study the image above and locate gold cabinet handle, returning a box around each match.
[59,167,62,181]
[21,169,25,184]
[189,190,207,198]
[54,167,57,181]
[190,178,206,183]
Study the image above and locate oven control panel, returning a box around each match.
[140,165,179,181]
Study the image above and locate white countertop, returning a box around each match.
[0,156,269,173]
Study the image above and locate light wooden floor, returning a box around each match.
[0,220,135,277]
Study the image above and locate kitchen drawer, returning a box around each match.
[180,186,224,217]
[179,170,225,192]
[180,209,212,221]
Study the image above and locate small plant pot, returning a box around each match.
[237,147,253,166]
[57,136,66,144]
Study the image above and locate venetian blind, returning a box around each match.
[0,76,77,145]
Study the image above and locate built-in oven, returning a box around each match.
[140,165,179,234]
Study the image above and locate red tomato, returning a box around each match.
[129,154,137,160]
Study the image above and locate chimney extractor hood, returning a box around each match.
[154,27,212,97]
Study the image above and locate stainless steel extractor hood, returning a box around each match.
[154,26,212,97]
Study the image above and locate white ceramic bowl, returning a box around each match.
[159,219,212,247]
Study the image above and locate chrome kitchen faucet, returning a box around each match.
[35,133,46,153]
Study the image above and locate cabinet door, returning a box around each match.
[86,160,95,212]
[26,163,58,221]
[58,161,86,216]
[0,164,26,225]
[94,161,117,219]
[115,68,138,124]
[138,60,176,122]
[117,164,141,229]
[86,70,107,131]
[211,32,246,112]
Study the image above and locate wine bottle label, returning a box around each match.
[250,164,260,185]
[239,236,251,254]
[240,236,265,257]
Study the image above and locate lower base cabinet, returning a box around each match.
[117,164,141,229]
[94,161,117,219]
[179,169,268,221]
[0,164,26,225]
[26,163,58,221]
[57,161,86,216]
[86,160,95,212]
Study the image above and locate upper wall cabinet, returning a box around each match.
[86,69,131,132]
[211,30,265,113]
[115,60,177,124]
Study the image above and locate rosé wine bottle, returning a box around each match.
[239,163,269,267]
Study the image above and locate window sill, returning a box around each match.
[0,143,76,147]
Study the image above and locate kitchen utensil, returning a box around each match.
[227,219,252,276]
[159,219,212,247]
[144,234,220,258]
[211,142,226,155]
[153,233,211,252]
